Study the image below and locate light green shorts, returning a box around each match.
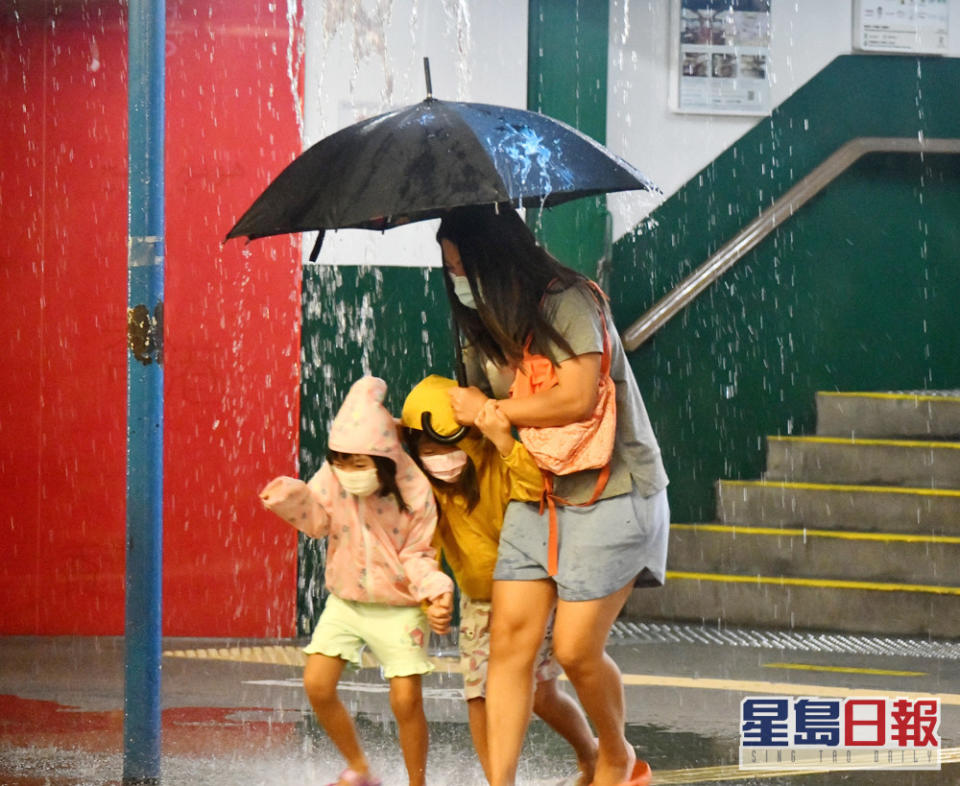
[304,594,434,678]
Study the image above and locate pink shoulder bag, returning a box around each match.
[507,281,617,575]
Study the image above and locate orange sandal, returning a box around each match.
[625,759,652,786]
[587,756,652,786]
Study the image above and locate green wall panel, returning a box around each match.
[611,56,960,522]
[527,0,609,274]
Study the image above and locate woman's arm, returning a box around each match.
[449,351,601,428]
[500,352,601,426]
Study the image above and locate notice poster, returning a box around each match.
[674,0,772,116]
[854,0,949,55]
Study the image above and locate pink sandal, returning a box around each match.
[325,769,382,786]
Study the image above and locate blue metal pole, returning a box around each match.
[124,0,165,782]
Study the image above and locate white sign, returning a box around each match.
[854,0,950,54]
[672,0,772,116]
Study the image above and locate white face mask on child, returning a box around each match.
[332,466,381,497]
[420,450,469,483]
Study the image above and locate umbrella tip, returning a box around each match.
[423,56,433,99]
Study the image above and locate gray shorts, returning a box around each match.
[493,484,669,601]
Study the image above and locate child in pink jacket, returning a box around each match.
[260,376,453,786]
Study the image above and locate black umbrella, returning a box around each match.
[225,60,657,259]
[226,60,657,441]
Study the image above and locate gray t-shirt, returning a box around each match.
[466,284,669,504]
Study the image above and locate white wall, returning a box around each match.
[606,0,960,240]
[302,0,527,267]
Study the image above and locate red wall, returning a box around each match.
[0,1,302,637]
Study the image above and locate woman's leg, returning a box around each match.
[552,580,636,786]
[466,697,491,781]
[485,579,557,786]
[389,674,428,786]
[532,678,597,786]
[303,654,371,779]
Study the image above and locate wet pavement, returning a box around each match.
[1,621,959,785]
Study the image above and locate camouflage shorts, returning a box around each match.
[458,595,562,700]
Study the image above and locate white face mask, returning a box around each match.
[450,273,478,310]
[420,450,469,483]
[332,465,381,497]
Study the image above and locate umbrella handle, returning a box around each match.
[452,319,467,386]
[421,412,468,445]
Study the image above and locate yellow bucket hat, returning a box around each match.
[401,375,460,436]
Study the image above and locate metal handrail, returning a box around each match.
[622,136,960,352]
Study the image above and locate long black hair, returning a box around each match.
[326,450,409,513]
[436,205,586,366]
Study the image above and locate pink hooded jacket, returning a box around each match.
[260,376,452,606]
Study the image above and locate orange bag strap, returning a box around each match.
[526,278,611,375]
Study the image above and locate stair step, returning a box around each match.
[625,572,960,637]
[717,480,960,533]
[667,523,960,585]
[816,390,960,438]
[765,435,960,489]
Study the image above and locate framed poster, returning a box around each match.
[670,0,772,116]
[853,0,949,55]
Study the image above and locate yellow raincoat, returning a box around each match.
[401,375,544,601]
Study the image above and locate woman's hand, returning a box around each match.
[425,592,453,635]
[447,385,489,426]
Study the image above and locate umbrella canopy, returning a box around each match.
[225,96,657,249]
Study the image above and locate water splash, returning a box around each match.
[285,0,305,139]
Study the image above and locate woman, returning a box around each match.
[438,205,669,786]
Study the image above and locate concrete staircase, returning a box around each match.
[626,391,960,637]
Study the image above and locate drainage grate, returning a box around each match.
[609,620,960,660]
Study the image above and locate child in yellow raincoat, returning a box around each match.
[401,375,597,786]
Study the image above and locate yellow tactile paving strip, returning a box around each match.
[163,644,460,672]
[762,662,926,677]
[162,645,960,704]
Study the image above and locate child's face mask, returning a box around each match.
[420,449,469,483]
[332,466,381,497]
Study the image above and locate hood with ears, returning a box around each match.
[328,376,402,465]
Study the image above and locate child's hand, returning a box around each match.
[259,476,300,507]
[475,400,515,457]
[425,592,453,635]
